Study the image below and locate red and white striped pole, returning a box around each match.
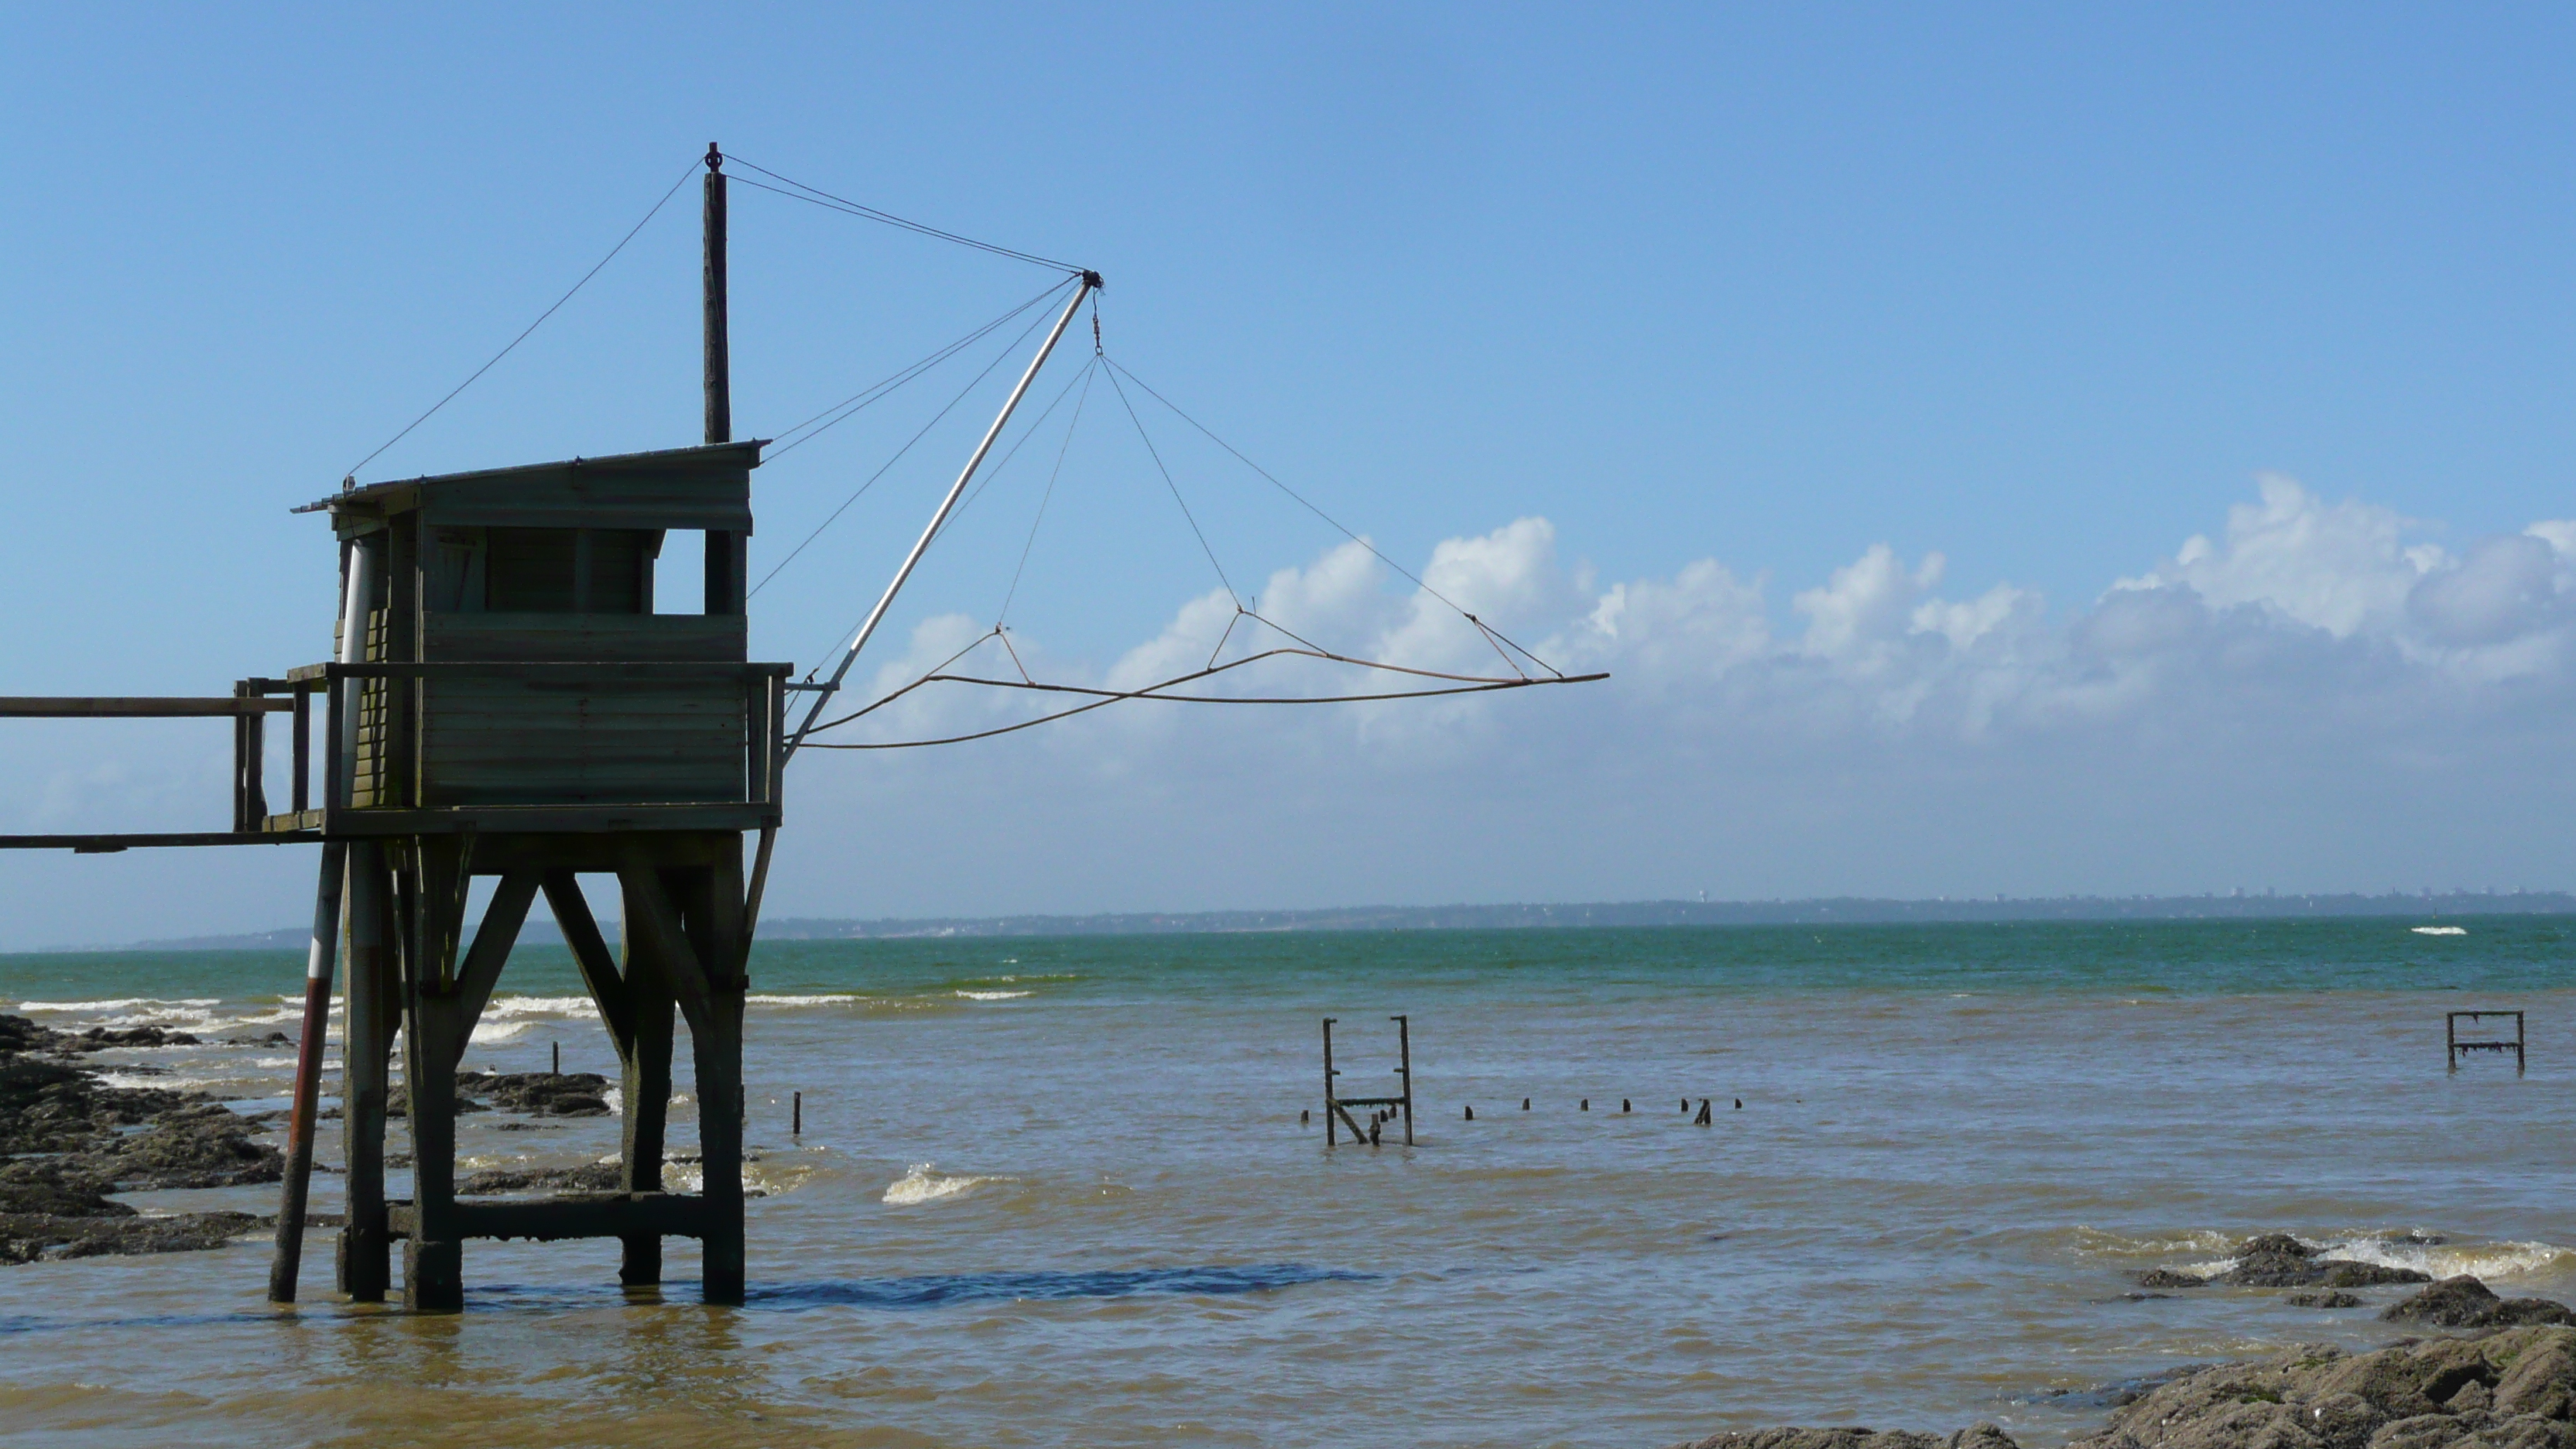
[268,540,372,1303]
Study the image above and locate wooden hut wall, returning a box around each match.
[417,675,748,806]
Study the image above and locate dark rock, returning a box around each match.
[457,1162,623,1195]
[1690,1327,2576,1449]
[0,1209,265,1262]
[2063,1325,2576,1449]
[2314,1261,2434,1288]
[0,1014,70,1053]
[2383,1276,2576,1329]
[74,1026,200,1050]
[455,1070,614,1118]
[2212,1234,2430,1288]
[2287,1291,2366,1308]
[75,1103,283,1190]
[222,1033,293,1046]
[2136,1269,2209,1289]
[1673,1427,2018,1449]
[0,1052,190,1155]
[0,1158,130,1217]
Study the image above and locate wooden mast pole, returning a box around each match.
[712,140,786,956]
[703,142,729,445]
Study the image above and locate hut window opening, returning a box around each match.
[475,528,661,614]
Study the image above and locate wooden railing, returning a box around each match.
[0,694,301,851]
[0,660,788,851]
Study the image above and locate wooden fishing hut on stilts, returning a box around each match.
[287,147,783,1310]
[0,148,786,1310]
[290,440,784,1310]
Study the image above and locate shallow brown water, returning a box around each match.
[2,922,2571,1447]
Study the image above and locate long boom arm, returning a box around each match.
[782,269,1098,760]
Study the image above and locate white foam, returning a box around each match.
[13,997,223,1013]
[744,993,865,1006]
[2176,1234,2576,1283]
[2321,1235,2576,1283]
[2413,926,2468,936]
[481,996,600,1019]
[954,989,1030,1002]
[882,1162,1006,1204]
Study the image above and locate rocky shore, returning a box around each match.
[1674,1243,2576,1449]
[0,1011,643,1265]
[0,1012,290,1263]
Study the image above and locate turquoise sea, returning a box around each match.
[2,918,2571,1447]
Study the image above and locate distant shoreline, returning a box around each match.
[39,889,2574,953]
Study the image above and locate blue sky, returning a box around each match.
[4,6,2574,944]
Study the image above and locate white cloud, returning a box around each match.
[1570,558,1769,686]
[2118,474,2434,638]
[1794,544,1946,663]
[13,474,2576,947]
[836,476,2576,759]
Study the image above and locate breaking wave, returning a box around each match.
[954,989,1031,1002]
[882,1163,1008,1205]
[12,997,222,1015]
[2317,1234,2576,1283]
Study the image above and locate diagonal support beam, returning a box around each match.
[615,855,717,1037]
[542,871,635,1057]
[451,870,539,1034]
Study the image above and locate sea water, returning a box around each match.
[1,919,2571,1448]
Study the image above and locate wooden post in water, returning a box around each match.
[1392,1013,1413,1146]
[1321,1017,1338,1145]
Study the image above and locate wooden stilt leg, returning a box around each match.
[622,848,746,1305]
[400,990,464,1312]
[617,872,676,1289]
[400,841,467,1313]
[680,845,748,1305]
[337,842,393,1302]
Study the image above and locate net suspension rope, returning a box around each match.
[780,310,1605,753]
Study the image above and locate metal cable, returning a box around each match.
[999,360,1098,627]
[1101,356,1567,679]
[751,300,1060,605]
[1104,363,1237,605]
[725,158,1082,273]
[341,161,697,483]
[766,279,1075,458]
